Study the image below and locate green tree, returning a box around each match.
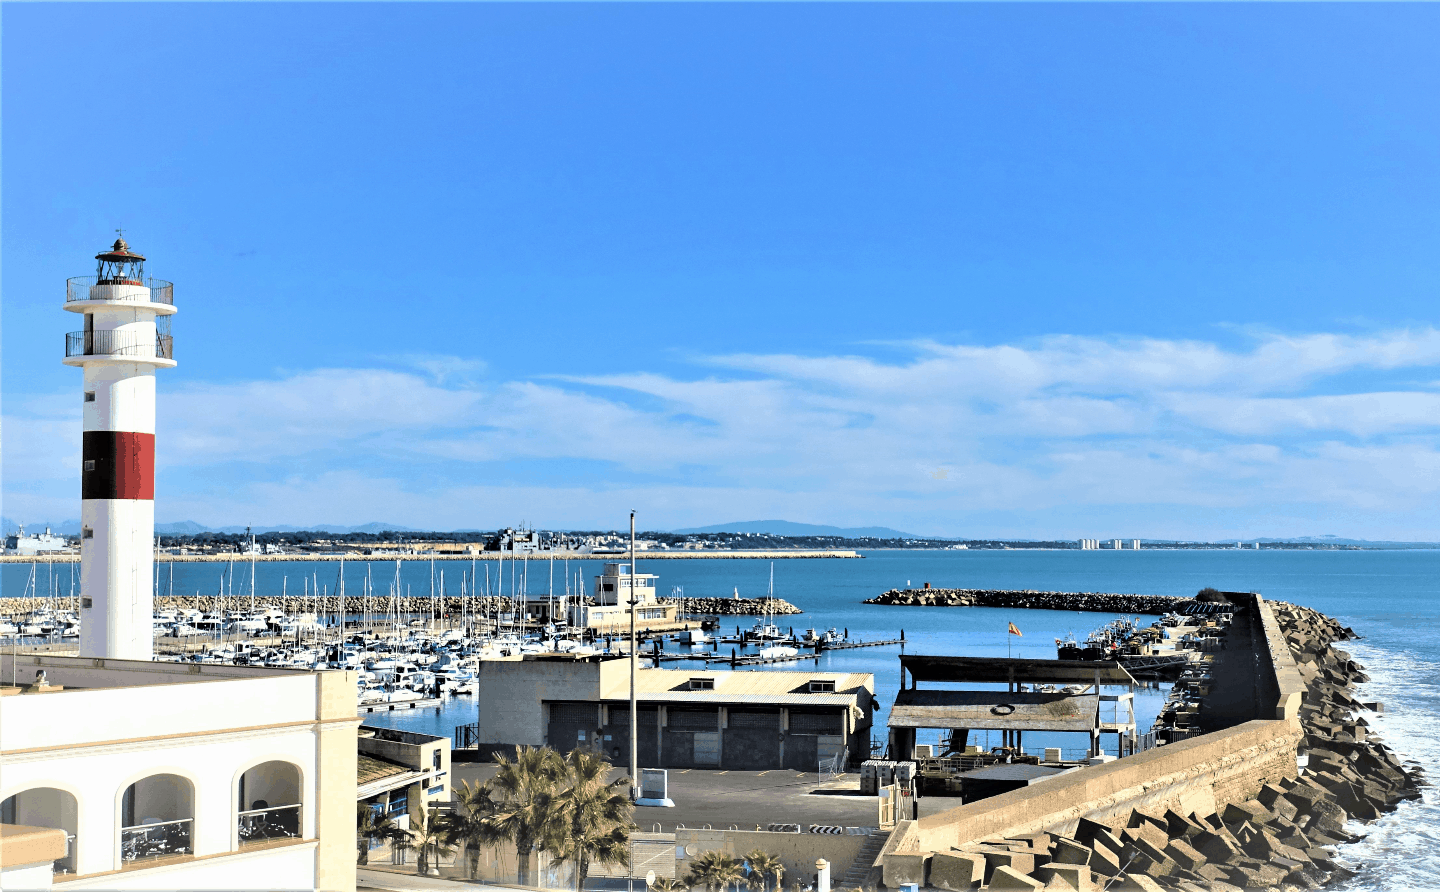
[399,805,456,875]
[744,850,784,892]
[548,748,634,892]
[356,802,401,865]
[685,851,745,892]
[484,745,566,886]
[653,878,688,892]
[443,779,501,879]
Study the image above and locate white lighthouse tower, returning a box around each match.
[63,236,176,660]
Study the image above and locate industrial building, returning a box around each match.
[472,655,876,771]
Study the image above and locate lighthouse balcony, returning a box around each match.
[65,330,176,365]
[65,276,175,313]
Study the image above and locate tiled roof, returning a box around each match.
[357,753,411,786]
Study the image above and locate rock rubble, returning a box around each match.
[865,588,1195,615]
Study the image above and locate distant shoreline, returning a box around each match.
[0,549,862,564]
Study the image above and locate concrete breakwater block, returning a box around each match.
[929,852,984,891]
[987,865,1044,890]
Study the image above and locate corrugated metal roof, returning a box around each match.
[631,692,860,706]
[604,667,871,698]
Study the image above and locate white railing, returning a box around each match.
[238,803,302,846]
[120,817,193,863]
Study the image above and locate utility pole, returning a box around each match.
[629,510,639,800]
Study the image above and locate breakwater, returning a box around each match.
[0,594,801,618]
[675,596,801,616]
[864,587,1193,615]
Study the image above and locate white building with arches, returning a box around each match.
[0,654,357,890]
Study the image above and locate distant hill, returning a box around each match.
[670,519,927,539]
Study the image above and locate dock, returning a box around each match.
[706,637,903,666]
[360,697,443,713]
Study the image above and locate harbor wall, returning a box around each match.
[881,592,1306,868]
[864,587,1195,614]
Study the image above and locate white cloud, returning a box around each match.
[10,327,1440,537]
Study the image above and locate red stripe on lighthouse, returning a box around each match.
[82,431,155,500]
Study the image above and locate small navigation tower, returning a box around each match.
[63,235,177,660]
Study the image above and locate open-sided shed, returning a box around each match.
[888,655,1137,760]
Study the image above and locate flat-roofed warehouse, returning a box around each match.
[472,655,876,771]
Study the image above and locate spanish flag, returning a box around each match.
[1008,622,1022,637]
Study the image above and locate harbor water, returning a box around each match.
[4,547,1436,889]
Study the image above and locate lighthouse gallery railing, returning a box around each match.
[66,330,175,360]
[66,276,174,305]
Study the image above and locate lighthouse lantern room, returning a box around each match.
[63,236,177,660]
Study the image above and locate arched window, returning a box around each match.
[237,761,302,847]
[1,787,78,874]
[120,774,194,865]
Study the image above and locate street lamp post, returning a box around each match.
[629,511,639,800]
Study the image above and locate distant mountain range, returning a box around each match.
[669,519,928,539]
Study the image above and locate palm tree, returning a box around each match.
[548,748,634,892]
[400,806,456,875]
[744,850,784,892]
[685,851,745,892]
[357,802,401,865]
[443,779,500,879]
[652,878,688,892]
[484,745,566,886]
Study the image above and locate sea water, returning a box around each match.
[4,548,1436,889]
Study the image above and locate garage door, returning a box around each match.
[693,732,720,766]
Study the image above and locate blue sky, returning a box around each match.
[6,3,1440,539]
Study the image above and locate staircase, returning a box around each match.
[838,828,892,889]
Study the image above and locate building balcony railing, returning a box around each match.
[67,276,174,306]
[120,817,193,864]
[238,803,302,847]
[66,330,175,361]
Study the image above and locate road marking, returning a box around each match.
[717,770,730,775]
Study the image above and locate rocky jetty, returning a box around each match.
[865,587,1194,615]
[665,596,802,616]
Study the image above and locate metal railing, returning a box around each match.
[67,276,174,305]
[66,330,174,360]
[238,803,301,846]
[120,817,193,863]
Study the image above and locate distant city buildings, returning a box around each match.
[1076,538,1143,550]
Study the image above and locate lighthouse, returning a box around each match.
[63,236,176,660]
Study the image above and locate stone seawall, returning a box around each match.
[864,587,1194,615]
